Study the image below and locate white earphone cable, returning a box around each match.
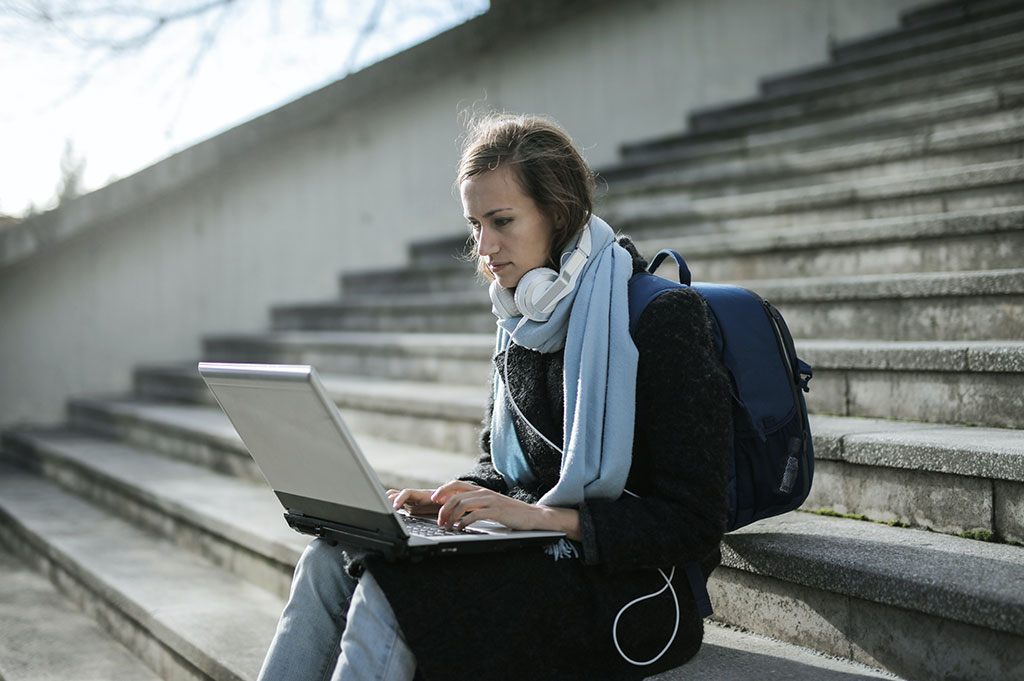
[502,349,565,455]
[503,347,680,667]
[612,566,679,666]
[612,488,680,666]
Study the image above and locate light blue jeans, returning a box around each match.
[257,539,418,681]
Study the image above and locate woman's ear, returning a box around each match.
[555,207,570,231]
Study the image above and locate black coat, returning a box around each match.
[359,240,732,681]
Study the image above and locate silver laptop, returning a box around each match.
[197,362,564,557]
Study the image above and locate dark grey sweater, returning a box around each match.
[360,240,732,681]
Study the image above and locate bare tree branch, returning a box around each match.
[163,0,237,138]
[2,0,238,52]
[343,0,387,75]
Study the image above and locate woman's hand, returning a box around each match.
[386,487,442,515]
[387,481,488,516]
[432,481,581,541]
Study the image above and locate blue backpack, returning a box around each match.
[628,249,814,616]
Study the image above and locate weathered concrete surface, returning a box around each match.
[841,370,1023,428]
[720,513,1024,637]
[65,396,479,480]
[801,340,1024,428]
[614,89,1024,193]
[650,622,903,680]
[996,479,1024,544]
[1,428,306,598]
[805,459,993,534]
[0,467,283,681]
[709,566,1024,681]
[712,513,1024,681]
[605,159,1024,228]
[807,413,1024,537]
[201,331,494,385]
[0,548,162,681]
[631,207,1024,281]
[810,414,1024,481]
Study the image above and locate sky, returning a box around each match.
[0,0,489,217]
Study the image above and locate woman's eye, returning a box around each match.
[495,218,512,227]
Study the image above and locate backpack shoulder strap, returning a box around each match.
[627,254,714,619]
[627,271,682,335]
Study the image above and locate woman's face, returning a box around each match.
[461,165,555,290]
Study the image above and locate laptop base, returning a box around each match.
[285,511,563,558]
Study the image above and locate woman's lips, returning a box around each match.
[488,262,509,274]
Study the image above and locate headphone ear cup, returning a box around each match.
[489,280,521,319]
[515,267,560,322]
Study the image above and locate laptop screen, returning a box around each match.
[198,363,392,515]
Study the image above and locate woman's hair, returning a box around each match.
[457,113,596,281]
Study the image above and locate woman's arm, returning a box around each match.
[579,287,732,571]
[387,480,580,538]
[432,482,581,540]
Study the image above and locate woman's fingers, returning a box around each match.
[429,480,482,505]
[437,490,493,528]
[437,489,538,530]
[387,481,486,516]
[388,488,437,512]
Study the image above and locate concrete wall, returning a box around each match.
[0,0,922,427]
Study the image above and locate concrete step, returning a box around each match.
[757,268,1024,341]
[8,411,1017,680]
[802,339,1024,428]
[0,427,307,600]
[607,103,1024,196]
[408,232,473,267]
[26,412,1013,613]
[270,288,493,334]
[631,206,1024,281]
[759,6,1024,101]
[761,28,1024,100]
[65,393,479,478]
[657,621,904,680]
[0,456,910,681]
[270,292,1024,426]
[340,255,476,296]
[898,0,1022,32]
[201,329,1024,430]
[0,544,162,681]
[809,415,1024,542]
[0,466,283,681]
[199,330,493,385]
[621,78,1024,183]
[341,258,477,295]
[116,364,1019,540]
[301,374,485,454]
[604,159,1024,236]
[712,512,1024,681]
[335,206,1024,300]
[8,438,989,681]
[626,51,1024,164]
[270,268,1024,342]
[66,397,265,481]
[833,0,1024,64]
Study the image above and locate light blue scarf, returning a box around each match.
[490,215,638,508]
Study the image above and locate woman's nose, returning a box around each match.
[476,226,498,257]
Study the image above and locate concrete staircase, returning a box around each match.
[2,1,1023,679]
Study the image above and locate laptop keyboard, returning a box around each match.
[401,514,483,537]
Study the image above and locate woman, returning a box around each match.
[257,114,731,681]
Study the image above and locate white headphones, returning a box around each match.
[488,225,593,322]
